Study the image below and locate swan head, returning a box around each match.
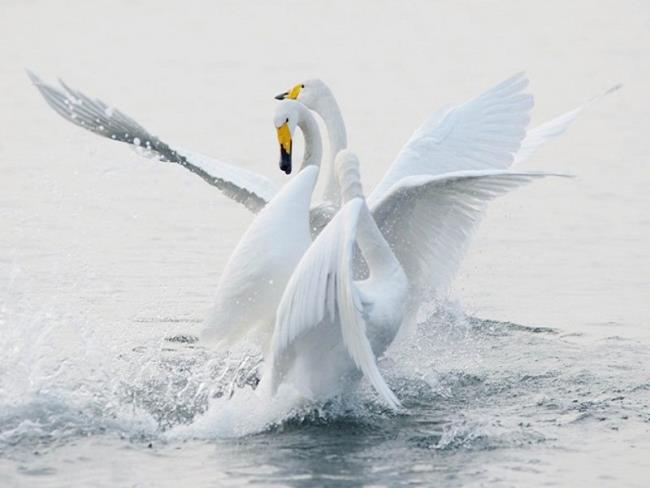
[274,79,331,111]
[273,100,301,175]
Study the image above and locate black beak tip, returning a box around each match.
[274,92,288,100]
[279,147,292,175]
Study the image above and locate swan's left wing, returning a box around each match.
[27,71,278,213]
[371,170,567,293]
[269,198,400,410]
[369,73,533,204]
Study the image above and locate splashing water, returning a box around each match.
[2,295,649,487]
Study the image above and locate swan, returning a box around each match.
[264,150,561,410]
[274,75,619,294]
[270,74,534,298]
[200,99,324,348]
[29,70,568,337]
[28,71,611,341]
[265,149,408,410]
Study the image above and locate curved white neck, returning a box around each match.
[338,157,400,279]
[297,105,323,172]
[315,91,347,205]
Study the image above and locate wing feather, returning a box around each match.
[269,199,400,409]
[371,170,567,293]
[369,73,533,204]
[27,71,278,213]
[514,84,622,166]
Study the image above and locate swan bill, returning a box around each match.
[276,122,292,174]
[274,83,302,101]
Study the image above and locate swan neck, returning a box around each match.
[320,94,348,156]
[298,108,323,172]
[356,203,402,278]
[317,92,347,204]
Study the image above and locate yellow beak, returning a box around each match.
[287,84,302,99]
[276,122,292,154]
[276,122,292,174]
[274,83,302,100]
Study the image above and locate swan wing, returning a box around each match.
[371,170,567,292]
[368,73,533,204]
[514,84,622,165]
[269,198,400,410]
[27,71,278,213]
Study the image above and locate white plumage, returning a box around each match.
[266,151,408,409]
[29,72,604,408]
[264,151,563,409]
[201,101,324,348]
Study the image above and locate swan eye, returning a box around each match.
[285,118,289,123]
[301,84,305,88]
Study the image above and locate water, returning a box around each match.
[1,0,649,486]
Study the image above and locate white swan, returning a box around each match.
[265,150,408,410]
[28,71,610,345]
[264,150,560,410]
[275,75,619,294]
[28,71,565,342]
[201,100,324,348]
[272,74,532,295]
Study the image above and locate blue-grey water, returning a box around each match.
[1,0,649,486]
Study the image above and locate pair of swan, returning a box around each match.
[29,72,613,408]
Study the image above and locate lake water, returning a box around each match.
[1,0,649,486]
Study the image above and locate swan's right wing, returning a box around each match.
[513,84,622,165]
[368,73,533,204]
[27,71,278,213]
[371,170,567,293]
[269,198,400,410]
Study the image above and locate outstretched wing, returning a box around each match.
[368,73,533,205]
[27,71,278,213]
[513,83,622,165]
[269,198,400,410]
[371,170,568,293]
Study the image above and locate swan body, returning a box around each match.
[264,150,560,410]
[202,165,317,345]
[202,100,323,348]
[266,150,408,409]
